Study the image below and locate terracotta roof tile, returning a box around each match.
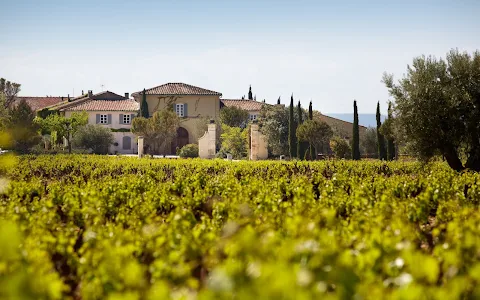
[60,99,139,112]
[14,96,66,111]
[133,83,222,96]
[221,99,267,111]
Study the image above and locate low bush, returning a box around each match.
[73,125,114,154]
[178,143,199,158]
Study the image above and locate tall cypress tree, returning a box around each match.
[376,102,387,160]
[248,85,253,100]
[386,102,395,160]
[352,100,360,160]
[308,101,314,159]
[140,89,149,118]
[277,97,281,105]
[309,101,313,119]
[288,94,297,158]
[297,101,304,159]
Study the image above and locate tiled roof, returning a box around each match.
[60,99,139,112]
[14,96,66,111]
[90,91,127,100]
[314,112,367,140]
[133,83,222,96]
[221,99,267,112]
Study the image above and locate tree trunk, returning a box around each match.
[443,146,464,172]
[67,137,72,154]
[465,147,480,171]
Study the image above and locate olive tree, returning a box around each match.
[35,112,88,154]
[383,49,480,171]
[73,125,114,154]
[296,119,333,157]
[131,110,180,154]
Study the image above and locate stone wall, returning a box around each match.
[199,122,216,159]
[250,123,268,160]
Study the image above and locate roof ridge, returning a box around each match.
[48,97,91,110]
[134,82,221,96]
[319,113,368,129]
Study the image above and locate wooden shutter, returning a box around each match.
[119,114,124,124]
[183,103,187,117]
[130,114,135,122]
[96,114,100,124]
[173,103,176,114]
[107,114,112,125]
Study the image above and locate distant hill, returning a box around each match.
[325,113,386,128]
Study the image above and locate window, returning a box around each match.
[249,114,257,121]
[175,103,184,117]
[100,114,108,124]
[123,114,131,124]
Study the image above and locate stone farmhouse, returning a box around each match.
[41,90,139,154]
[16,82,364,156]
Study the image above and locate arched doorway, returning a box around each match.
[171,127,189,154]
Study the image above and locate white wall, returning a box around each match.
[65,110,138,154]
[111,132,137,154]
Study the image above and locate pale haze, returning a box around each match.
[1,0,479,114]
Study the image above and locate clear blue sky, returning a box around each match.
[1,0,479,113]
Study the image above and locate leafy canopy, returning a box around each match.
[34,112,88,153]
[383,49,480,171]
[131,110,180,154]
[73,124,115,154]
[219,124,247,159]
[219,106,249,128]
[296,119,333,154]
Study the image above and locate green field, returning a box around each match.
[1,155,480,299]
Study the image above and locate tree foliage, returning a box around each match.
[35,112,88,154]
[4,99,41,153]
[219,106,249,128]
[220,124,247,159]
[178,144,199,158]
[248,85,253,100]
[296,119,333,157]
[360,127,378,158]
[376,102,387,160]
[352,100,360,160]
[0,94,8,131]
[0,77,21,109]
[330,136,351,159]
[259,105,289,156]
[296,101,308,159]
[140,89,149,118]
[383,49,480,171]
[131,110,180,155]
[73,125,114,154]
[307,101,314,159]
[288,95,297,158]
[380,102,396,160]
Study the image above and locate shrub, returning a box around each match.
[73,125,114,154]
[220,125,247,159]
[330,136,351,159]
[178,144,199,158]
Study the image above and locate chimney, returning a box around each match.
[125,92,129,99]
[88,90,93,98]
